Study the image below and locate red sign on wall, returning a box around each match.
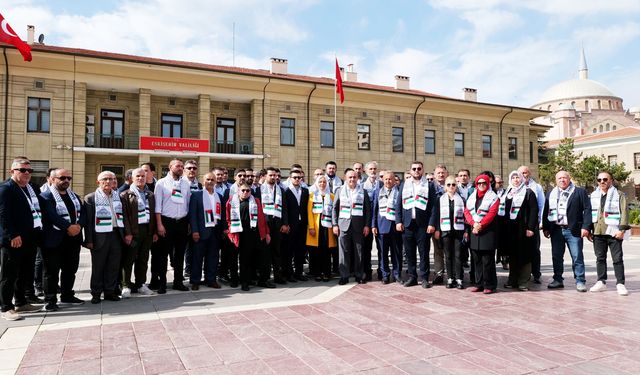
[140,136,209,153]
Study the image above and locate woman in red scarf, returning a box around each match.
[463,174,501,294]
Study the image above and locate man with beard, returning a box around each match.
[325,161,342,193]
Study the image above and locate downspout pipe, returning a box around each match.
[412,97,426,160]
[2,49,9,180]
[261,78,271,168]
[499,107,513,177]
[306,84,317,171]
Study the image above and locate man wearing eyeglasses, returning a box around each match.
[588,171,630,296]
[395,161,437,288]
[219,169,247,284]
[362,161,383,281]
[542,171,591,292]
[283,169,309,281]
[182,160,202,280]
[40,169,85,311]
[0,158,44,320]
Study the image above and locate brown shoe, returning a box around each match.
[191,284,200,291]
[207,281,221,289]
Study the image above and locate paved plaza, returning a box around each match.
[1,237,639,374]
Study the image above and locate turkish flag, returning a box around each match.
[335,58,344,104]
[0,13,31,62]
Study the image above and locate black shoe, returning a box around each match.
[286,276,297,283]
[26,295,44,304]
[338,278,348,285]
[356,278,366,285]
[44,302,59,312]
[35,288,45,297]
[60,296,85,305]
[422,280,432,289]
[403,278,418,287]
[273,278,287,285]
[315,276,323,282]
[130,288,139,294]
[364,274,373,282]
[258,280,276,288]
[104,294,120,302]
[91,296,101,304]
[533,278,541,284]
[148,283,159,290]
[390,275,396,283]
[229,282,239,288]
[241,284,250,291]
[433,275,444,285]
[172,283,189,291]
[382,278,390,285]
[547,280,564,289]
[504,283,514,289]
[191,284,199,291]
[294,274,308,282]
[323,276,331,282]
[157,288,167,294]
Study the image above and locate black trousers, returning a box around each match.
[33,247,44,292]
[531,230,542,279]
[471,249,497,290]
[0,236,38,311]
[442,231,464,281]
[154,216,188,287]
[266,218,282,280]
[403,221,431,281]
[90,232,122,296]
[362,232,374,279]
[593,235,625,284]
[42,235,82,303]
[230,229,267,285]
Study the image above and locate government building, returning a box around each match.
[1,34,548,195]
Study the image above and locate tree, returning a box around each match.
[539,138,580,189]
[575,155,631,190]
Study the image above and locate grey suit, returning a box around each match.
[332,187,372,280]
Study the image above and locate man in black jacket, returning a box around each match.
[0,158,44,320]
[40,168,85,311]
[283,169,309,281]
[543,170,592,292]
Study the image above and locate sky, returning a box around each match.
[4,0,640,108]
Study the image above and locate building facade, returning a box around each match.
[1,44,548,196]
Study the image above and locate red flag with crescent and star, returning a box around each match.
[0,13,32,61]
[335,58,344,104]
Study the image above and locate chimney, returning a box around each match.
[395,75,410,90]
[345,64,358,82]
[27,25,35,45]
[270,58,288,74]
[463,87,477,102]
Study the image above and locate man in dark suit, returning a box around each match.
[395,161,438,288]
[40,168,85,311]
[283,169,309,281]
[0,157,44,321]
[543,170,592,292]
[372,171,402,284]
[332,169,372,285]
[361,161,383,281]
[189,172,225,290]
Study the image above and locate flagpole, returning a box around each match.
[334,56,337,163]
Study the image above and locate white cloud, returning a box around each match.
[459,9,522,44]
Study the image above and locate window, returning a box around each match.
[392,127,403,152]
[634,153,640,169]
[599,124,603,132]
[585,100,589,111]
[454,132,464,156]
[482,135,492,158]
[608,155,618,165]
[280,118,295,146]
[424,130,435,154]
[100,109,124,148]
[357,124,370,150]
[27,97,50,132]
[613,125,617,131]
[320,121,334,148]
[161,114,182,138]
[216,118,236,153]
[101,164,125,187]
[592,128,597,134]
[606,123,610,131]
[508,137,518,160]
[529,141,534,163]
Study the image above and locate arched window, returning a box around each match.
[606,123,610,131]
[613,125,617,130]
[599,124,603,132]
[608,100,612,109]
[597,100,601,109]
[592,128,597,134]
[585,100,590,111]
[571,101,576,108]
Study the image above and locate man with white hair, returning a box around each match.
[362,161,382,280]
[84,171,125,304]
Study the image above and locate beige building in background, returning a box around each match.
[1,42,548,196]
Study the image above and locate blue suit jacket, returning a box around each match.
[40,189,85,248]
[189,190,225,240]
[394,180,438,228]
[371,186,398,234]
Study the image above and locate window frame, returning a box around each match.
[392,127,404,153]
[634,152,640,170]
[320,120,334,148]
[280,117,296,146]
[454,132,465,156]
[27,97,51,133]
[357,124,370,150]
[508,137,518,160]
[100,109,125,148]
[424,129,436,154]
[161,113,183,138]
[482,135,492,158]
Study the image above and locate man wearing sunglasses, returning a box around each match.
[284,169,309,282]
[0,158,44,320]
[395,161,437,288]
[40,169,85,311]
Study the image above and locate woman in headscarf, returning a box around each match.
[503,170,539,291]
[306,175,338,281]
[464,174,501,294]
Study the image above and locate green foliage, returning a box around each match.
[630,209,640,225]
[539,138,632,190]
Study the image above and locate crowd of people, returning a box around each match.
[0,156,631,322]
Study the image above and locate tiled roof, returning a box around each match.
[545,126,640,147]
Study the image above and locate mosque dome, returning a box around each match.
[536,78,619,105]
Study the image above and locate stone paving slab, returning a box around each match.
[1,237,639,374]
